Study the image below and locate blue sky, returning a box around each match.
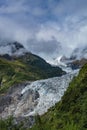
[0,0,87,60]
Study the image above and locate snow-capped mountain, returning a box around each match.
[47,55,73,72]
[50,56,67,67]
[49,46,87,71]
[0,41,28,56]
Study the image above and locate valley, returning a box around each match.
[0,42,87,130]
[0,1,87,129]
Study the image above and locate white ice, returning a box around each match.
[21,70,79,116]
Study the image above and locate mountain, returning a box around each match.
[30,63,87,130]
[0,41,65,93]
[51,46,87,70]
[70,46,87,60]
[67,58,87,70]
[0,41,27,56]
[67,46,87,69]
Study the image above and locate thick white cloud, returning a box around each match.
[0,0,87,61]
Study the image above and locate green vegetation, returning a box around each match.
[30,63,87,130]
[0,58,39,93]
[0,53,64,93]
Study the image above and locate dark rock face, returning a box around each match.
[0,95,12,113]
[12,42,24,50]
[34,90,39,100]
[11,41,25,53]
[0,95,12,107]
[0,41,28,58]
[0,54,12,60]
[0,41,27,60]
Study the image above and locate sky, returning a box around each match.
[0,0,87,61]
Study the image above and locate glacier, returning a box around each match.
[21,70,79,116]
[0,70,79,118]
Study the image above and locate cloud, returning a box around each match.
[33,20,87,58]
[0,0,26,14]
[0,16,34,44]
[27,38,61,55]
[0,0,87,61]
